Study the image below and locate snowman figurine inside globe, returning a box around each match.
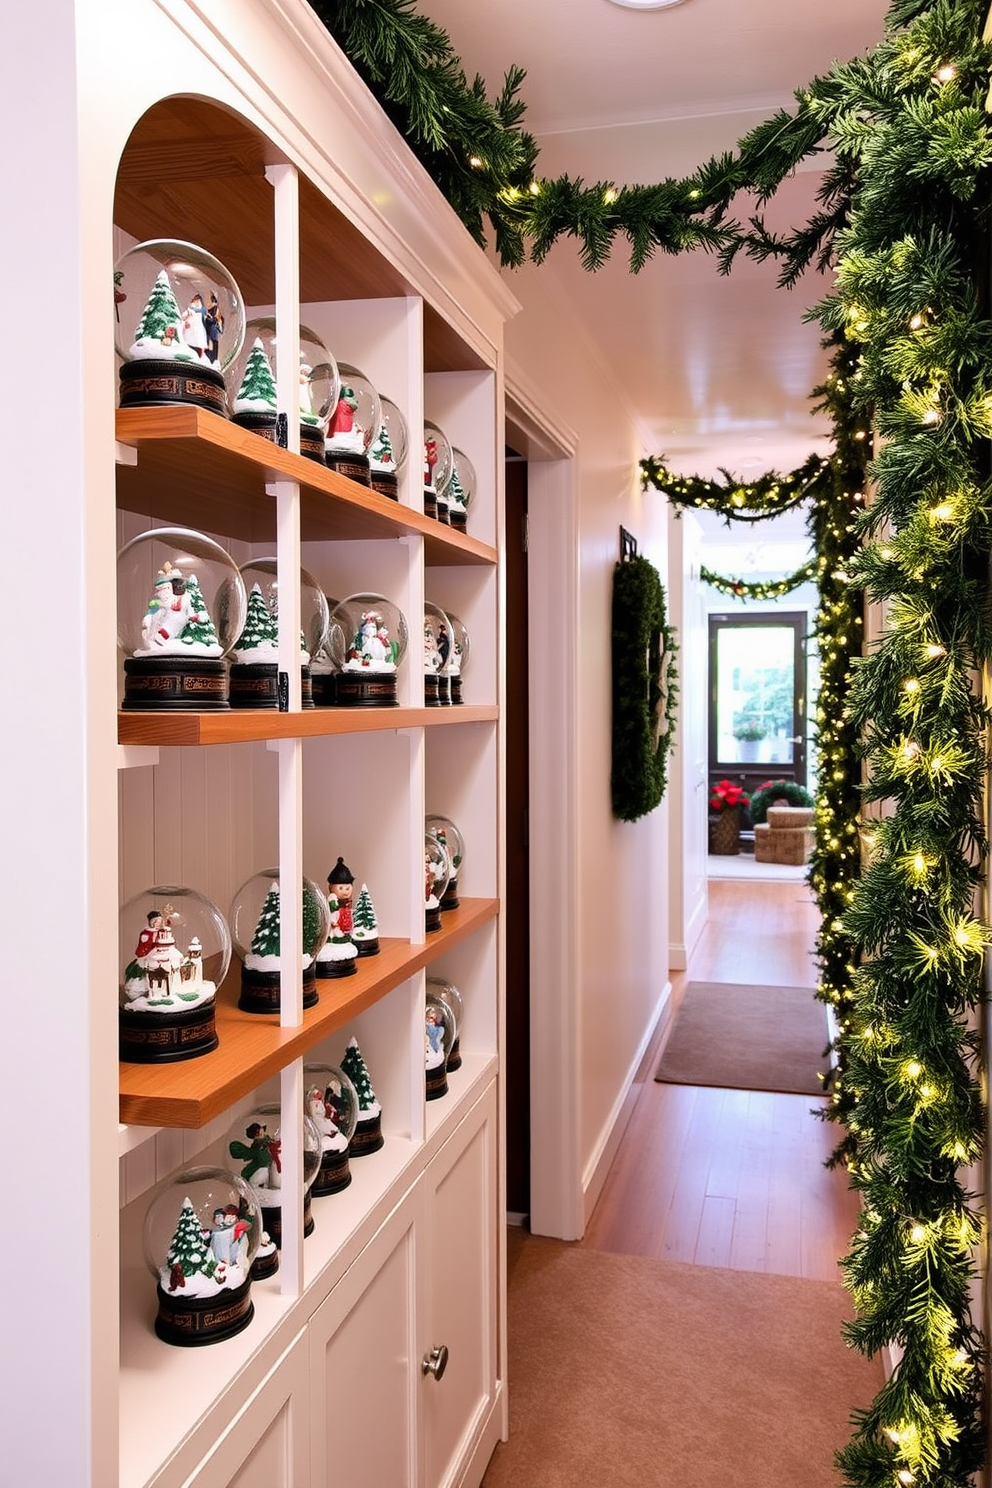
[304,1062,359,1196]
[119,884,229,1063]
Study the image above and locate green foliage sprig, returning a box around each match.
[749,777,815,825]
[641,453,832,522]
[699,559,818,601]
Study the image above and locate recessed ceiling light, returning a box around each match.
[606,0,691,9]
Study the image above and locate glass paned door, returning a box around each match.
[708,612,807,784]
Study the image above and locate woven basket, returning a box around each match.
[709,808,741,856]
[767,805,814,829]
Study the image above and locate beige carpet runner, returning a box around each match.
[654,981,827,1096]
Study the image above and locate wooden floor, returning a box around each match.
[581,876,861,1282]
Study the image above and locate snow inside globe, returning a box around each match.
[229,868,330,1013]
[117,526,247,712]
[226,318,339,462]
[426,814,465,910]
[423,600,453,707]
[441,610,471,706]
[324,360,382,485]
[115,238,245,416]
[424,830,451,934]
[447,446,476,533]
[119,884,230,1063]
[369,393,409,500]
[423,419,453,521]
[304,1062,360,1195]
[227,1102,322,1254]
[142,1165,261,1346]
[327,592,409,707]
[229,557,329,709]
[424,988,456,1101]
[427,975,465,1071]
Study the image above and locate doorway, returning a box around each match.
[708,611,808,789]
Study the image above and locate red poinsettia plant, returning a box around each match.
[709,778,750,813]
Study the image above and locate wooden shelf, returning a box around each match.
[115,405,498,563]
[118,898,499,1128]
[117,703,497,746]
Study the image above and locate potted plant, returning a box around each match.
[709,778,750,855]
[733,717,766,761]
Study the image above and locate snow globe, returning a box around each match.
[327,592,409,707]
[351,882,381,957]
[447,447,476,533]
[304,1062,359,1195]
[115,239,245,415]
[227,318,339,463]
[229,557,329,709]
[426,814,465,910]
[427,976,464,1072]
[310,596,342,707]
[369,394,409,500]
[229,868,330,1013]
[119,884,229,1063]
[324,361,381,485]
[143,1165,261,1346]
[117,526,247,711]
[423,601,453,707]
[424,830,451,934]
[340,1036,384,1155]
[316,856,358,979]
[423,419,453,522]
[442,611,471,706]
[424,988,456,1101]
[227,1103,322,1260]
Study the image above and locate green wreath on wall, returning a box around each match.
[611,555,679,823]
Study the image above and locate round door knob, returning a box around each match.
[422,1344,449,1380]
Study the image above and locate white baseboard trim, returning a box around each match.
[669,943,687,971]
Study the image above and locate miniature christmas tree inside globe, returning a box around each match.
[423,601,453,707]
[340,1036,384,1155]
[424,989,456,1100]
[117,526,247,712]
[229,557,329,710]
[426,814,466,910]
[441,610,471,705]
[142,1166,261,1346]
[115,239,245,415]
[324,361,382,486]
[304,1062,359,1195]
[229,868,329,1014]
[226,318,339,463]
[422,419,453,522]
[447,447,477,533]
[424,830,451,934]
[427,976,465,1071]
[350,882,381,957]
[119,884,230,1063]
[369,394,409,500]
[327,592,409,708]
[227,1103,322,1257]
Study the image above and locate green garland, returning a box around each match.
[610,556,679,823]
[749,778,815,825]
[641,453,831,522]
[700,559,818,601]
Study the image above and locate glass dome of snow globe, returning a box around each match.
[304,1062,360,1196]
[425,814,465,909]
[229,867,330,1014]
[226,317,339,463]
[227,1102,322,1255]
[310,595,341,708]
[423,600,453,707]
[327,592,409,707]
[424,830,451,935]
[117,526,247,712]
[422,419,453,521]
[119,884,230,1063]
[441,610,471,706]
[142,1165,261,1346]
[229,556,329,710]
[115,238,245,415]
[324,360,382,485]
[424,988,456,1101]
[369,394,409,500]
[447,447,476,533]
[427,975,465,1071]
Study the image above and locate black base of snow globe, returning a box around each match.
[119,1002,218,1064]
[436,675,451,706]
[425,673,441,706]
[154,1275,253,1347]
[310,671,336,707]
[333,671,398,707]
[238,965,319,1014]
[122,655,229,711]
[370,469,399,500]
[435,498,450,526]
[315,951,357,978]
[425,1064,448,1101]
[349,1113,384,1157]
[354,936,380,957]
[120,357,228,417]
[425,904,443,934]
[229,663,314,709]
[424,490,437,521]
[312,1148,352,1196]
[260,1198,314,1250]
[232,409,325,462]
[450,675,464,705]
[249,1243,279,1282]
[326,449,371,485]
[449,509,467,533]
[446,1036,461,1073]
[440,878,460,911]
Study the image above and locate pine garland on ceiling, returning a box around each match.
[699,559,819,601]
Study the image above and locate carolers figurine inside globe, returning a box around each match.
[426,814,465,909]
[227,1103,322,1265]
[115,238,245,415]
[441,610,471,705]
[447,447,476,533]
[304,1062,359,1195]
[227,318,339,462]
[117,526,247,712]
[119,884,230,1063]
[324,361,381,485]
[143,1166,261,1346]
[229,557,329,709]
[369,394,409,499]
[422,419,453,522]
[424,988,456,1100]
[424,830,451,934]
[327,592,409,707]
[229,868,330,1013]
[427,975,465,1071]
[423,601,453,706]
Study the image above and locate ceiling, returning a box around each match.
[415,0,890,504]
